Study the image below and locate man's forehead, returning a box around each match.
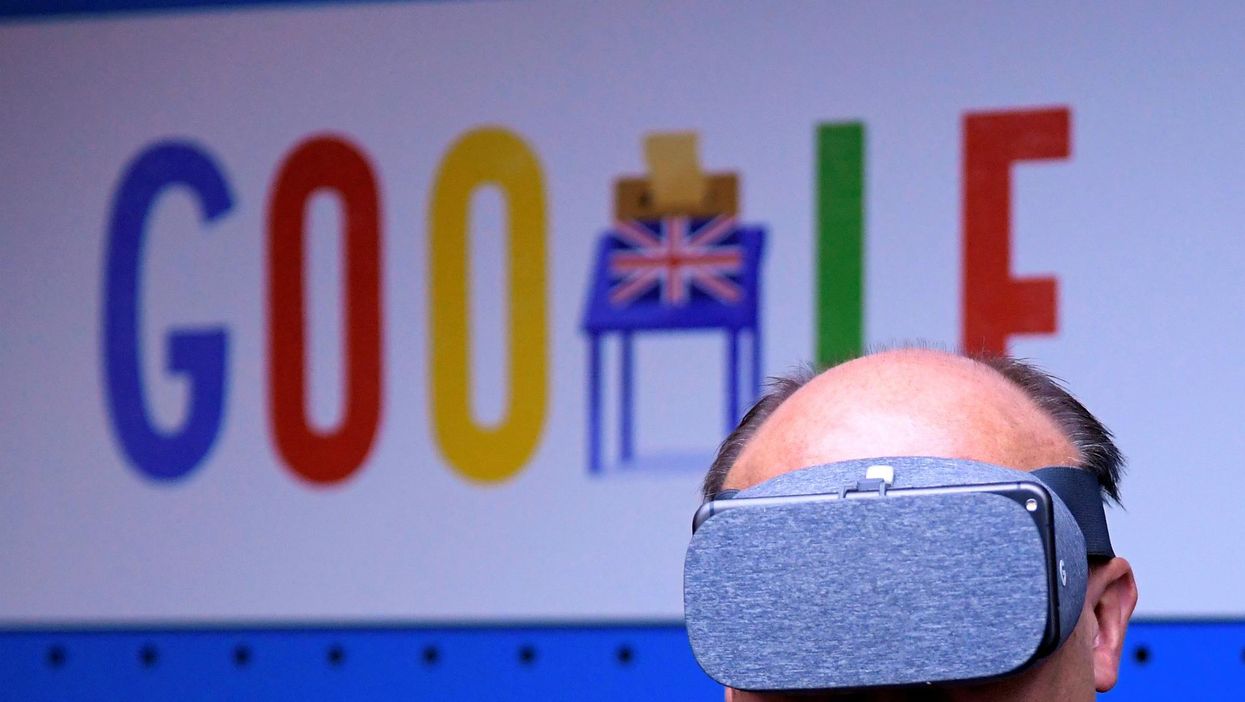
[727,350,1080,492]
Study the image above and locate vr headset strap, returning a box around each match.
[1032,466,1116,559]
[708,467,1116,559]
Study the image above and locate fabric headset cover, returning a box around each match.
[683,456,1113,691]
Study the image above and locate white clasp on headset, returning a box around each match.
[839,464,895,498]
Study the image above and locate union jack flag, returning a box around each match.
[607,216,744,307]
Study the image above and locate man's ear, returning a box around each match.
[1088,556,1139,692]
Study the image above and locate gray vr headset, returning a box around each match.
[683,456,1115,692]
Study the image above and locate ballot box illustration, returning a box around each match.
[581,133,765,475]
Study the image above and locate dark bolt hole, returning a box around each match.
[422,645,440,666]
[518,644,537,665]
[1133,645,1150,665]
[233,644,251,668]
[139,644,159,668]
[46,645,66,669]
[616,644,634,665]
[327,644,345,666]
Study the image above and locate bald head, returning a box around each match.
[709,349,1135,702]
[717,349,1097,495]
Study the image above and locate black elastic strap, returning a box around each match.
[1032,466,1116,560]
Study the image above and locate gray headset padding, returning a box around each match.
[734,456,1089,649]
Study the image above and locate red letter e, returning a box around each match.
[962,107,1069,355]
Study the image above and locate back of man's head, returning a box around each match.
[700,348,1137,702]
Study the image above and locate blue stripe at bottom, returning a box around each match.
[0,620,1238,700]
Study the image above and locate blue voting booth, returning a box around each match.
[582,216,765,474]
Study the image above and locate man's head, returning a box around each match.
[702,349,1138,702]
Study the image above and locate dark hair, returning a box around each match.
[701,353,1125,504]
[700,364,816,501]
[978,354,1124,503]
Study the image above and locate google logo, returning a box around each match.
[102,107,1068,487]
